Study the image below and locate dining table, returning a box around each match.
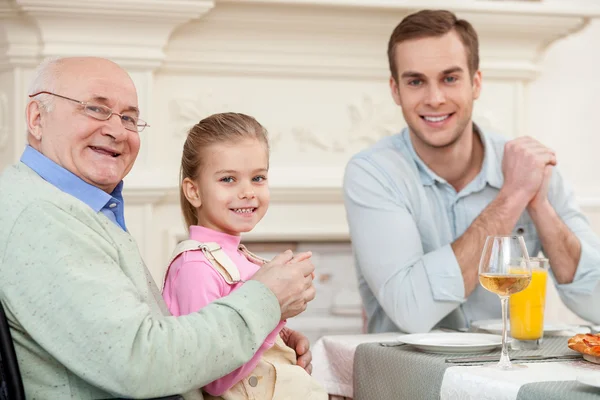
[312,328,600,400]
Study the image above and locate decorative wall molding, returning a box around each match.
[123,185,343,206]
[125,182,600,212]
[0,15,43,70]
[15,0,213,19]
[290,96,405,153]
[163,0,597,80]
[169,93,507,158]
[170,94,404,153]
[216,0,600,18]
[0,0,215,70]
[170,96,234,138]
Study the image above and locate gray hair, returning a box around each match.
[28,56,63,112]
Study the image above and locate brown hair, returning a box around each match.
[387,10,479,81]
[180,112,269,228]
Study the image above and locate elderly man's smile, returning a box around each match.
[89,145,121,158]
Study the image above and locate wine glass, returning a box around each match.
[479,235,532,370]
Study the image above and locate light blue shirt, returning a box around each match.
[343,126,600,334]
[20,146,127,231]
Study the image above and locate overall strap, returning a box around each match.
[238,244,269,265]
[162,240,242,292]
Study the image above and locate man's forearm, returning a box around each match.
[452,191,529,296]
[528,200,580,284]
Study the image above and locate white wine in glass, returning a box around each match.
[479,235,532,370]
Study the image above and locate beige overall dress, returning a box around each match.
[164,240,328,400]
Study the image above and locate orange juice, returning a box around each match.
[509,268,548,340]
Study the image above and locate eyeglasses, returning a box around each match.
[29,91,149,133]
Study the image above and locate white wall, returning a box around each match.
[527,18,600,325]
[529,19,600,202]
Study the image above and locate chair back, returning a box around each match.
[0,301,25,400]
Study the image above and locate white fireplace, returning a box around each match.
[1,0,599,341]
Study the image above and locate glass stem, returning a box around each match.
[498,295,512,369]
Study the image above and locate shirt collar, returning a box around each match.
[402,124,503,190]
[20,145,123,212]
[189,225,242,251]
[478,127,503,190]
[401,129,444,187]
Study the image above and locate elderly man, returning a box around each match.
[0,57,316,399]
[344,9,600,334]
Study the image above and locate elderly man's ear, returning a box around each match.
[26,100,44,142]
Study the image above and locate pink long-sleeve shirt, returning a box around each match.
[162,225,285,396]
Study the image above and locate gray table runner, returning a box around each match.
[517,381,600,400]
[354,337,585,400]
[354,341,451,400]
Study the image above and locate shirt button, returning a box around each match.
[248,376,258,387]
[109,203,117,208]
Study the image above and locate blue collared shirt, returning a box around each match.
[20,146,127,231]
[344,127,600,333]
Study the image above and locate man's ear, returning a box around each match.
[26,100,44,142]
[390,76,402,106]
[472,70,482,100]
[182,177,202,208]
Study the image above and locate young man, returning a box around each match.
[344,10,600,334]
[0,57,316,399]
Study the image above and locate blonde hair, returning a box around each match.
[180,112,270,228]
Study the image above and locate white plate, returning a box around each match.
[397,332,503,354]
[584,354,600,364]
[577,373,600,389]
[472,319,577,335]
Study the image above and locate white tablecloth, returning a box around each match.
[312,332,398,398]
[441,359,600,399]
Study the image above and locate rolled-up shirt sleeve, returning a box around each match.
[344,157,465,333]
[546,169,600,323]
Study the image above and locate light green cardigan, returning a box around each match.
[0,162,281,399]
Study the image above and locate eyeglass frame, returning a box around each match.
[28,91,149,133]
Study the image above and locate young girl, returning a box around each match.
[162,113,327,400]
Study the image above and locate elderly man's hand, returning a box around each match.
[251,250,316,320]
[280,326,313,374]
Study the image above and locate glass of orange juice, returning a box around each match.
[509,257,549,350]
